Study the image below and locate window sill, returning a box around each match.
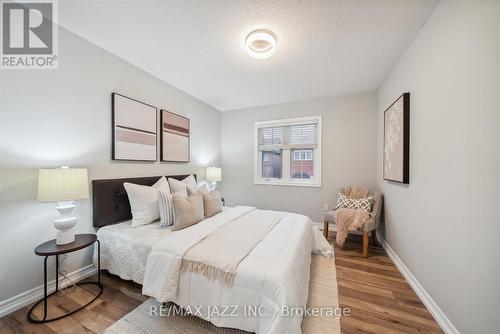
[254,180,321,188]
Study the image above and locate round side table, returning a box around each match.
[27,233,103,323]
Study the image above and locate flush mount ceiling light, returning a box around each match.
[245,29,276,59]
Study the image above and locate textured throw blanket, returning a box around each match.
[181,209,286,286]
[335,186,370,246]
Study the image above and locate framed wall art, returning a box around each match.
[112,93,157,162]
[160,109,190,162]
[383,92,410,184]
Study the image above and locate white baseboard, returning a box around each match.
[376,232,459,334]
[0,264,97,318]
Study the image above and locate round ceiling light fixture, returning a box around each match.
[245,29,276,59]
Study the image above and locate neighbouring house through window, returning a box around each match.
[255,116,322,187]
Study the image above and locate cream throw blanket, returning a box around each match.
[335,186,370,246]
[180,209,286,286]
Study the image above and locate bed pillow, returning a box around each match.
[168,175,197,196]
[197,183,209,193]
[335,192,374,213]
[124,176,170,227]
[158,190,176,227]
[153,176,171,194]
[201,189,223,218]
[171,192,205,231]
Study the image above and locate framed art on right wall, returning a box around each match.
[160,109,190,162]
[384,92,410,184]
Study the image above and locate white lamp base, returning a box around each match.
[54,202,78,245]
[56,227,76,245]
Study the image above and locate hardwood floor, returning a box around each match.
[334,234,443,334]
[0,233,443,334]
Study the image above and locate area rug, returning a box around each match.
[104,255,340,334]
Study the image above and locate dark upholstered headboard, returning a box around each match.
[92,174,196,228]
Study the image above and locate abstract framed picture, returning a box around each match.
[112,93,157,162]
[160,110,190,162]
[383,92,410,184]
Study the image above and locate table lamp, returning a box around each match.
[37,167,89,245]
[206,167,222,190]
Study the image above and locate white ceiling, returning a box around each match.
[60,0,439,111]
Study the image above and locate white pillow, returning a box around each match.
[158,190,176,227]
[152,176,171,193]
[197,183,209,193]
[124,176,170,227]
[168,175,197,196]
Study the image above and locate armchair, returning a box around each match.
[323,188,383,257]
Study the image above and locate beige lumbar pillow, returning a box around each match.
[171,192,205,231]
[201,189,223,218]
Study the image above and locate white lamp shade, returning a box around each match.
[37,168,89,202]
[206,167,222,183]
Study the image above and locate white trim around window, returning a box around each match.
[254,115,322,187]
[293,149,313,161]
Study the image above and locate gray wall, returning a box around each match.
[377,0,500,332]
[0,28,221,302]
[220,93,378,223]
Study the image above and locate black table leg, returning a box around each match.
[55,254,59,293]
[43,256,48,321]
[28,236,103,323]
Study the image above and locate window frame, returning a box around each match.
[293,149,313,161]
[254,116,322,187]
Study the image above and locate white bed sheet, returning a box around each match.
[96,220,173,284]
[167,210,316,333]
[97,208,332,334]
[96,207,232,284]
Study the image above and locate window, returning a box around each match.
[293,150,313,161]
[291,149,313,180]
[261,150,282,179]
[255,116,321,187]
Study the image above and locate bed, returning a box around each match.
[93,175,333,334]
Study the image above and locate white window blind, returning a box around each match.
[257,122,318,151]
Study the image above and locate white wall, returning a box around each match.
[0,27,221,302]
[221,93,378,223]
[377,1,500,332]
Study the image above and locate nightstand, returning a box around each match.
[27,233,103,323]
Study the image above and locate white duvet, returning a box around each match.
[142,206,333,334]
